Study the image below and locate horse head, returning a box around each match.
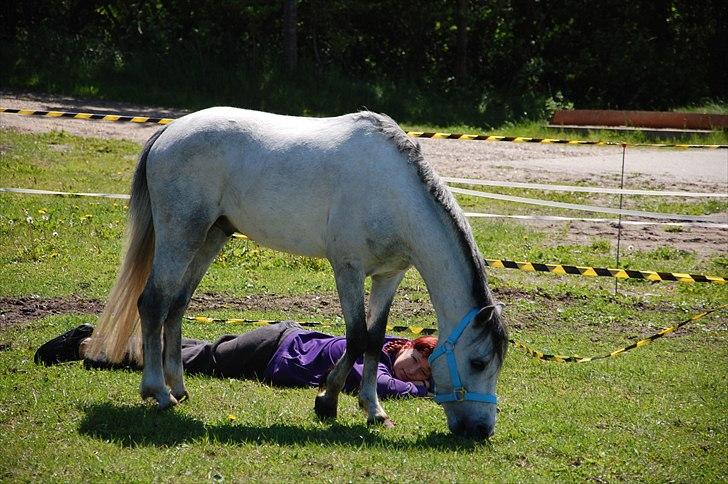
[429,304,508,439]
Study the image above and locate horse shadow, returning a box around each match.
[78,402,486,451]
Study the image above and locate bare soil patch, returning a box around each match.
[2,288,718,338]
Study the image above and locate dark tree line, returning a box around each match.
[1,1,725,124]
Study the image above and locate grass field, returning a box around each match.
[1,129,726,481]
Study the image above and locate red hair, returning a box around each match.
[383,335,438,359]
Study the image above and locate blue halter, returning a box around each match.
[428,307,498,405]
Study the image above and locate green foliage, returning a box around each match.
[2,1,727,126]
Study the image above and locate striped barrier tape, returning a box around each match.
[2,187,725,283]
[4,186,726,229]
[2,106,726,149]
[0,107,173,125]
[185,304,727,362]
[231,235,725,284]
[510,304,727,362]
[483,259,726,284]
[405,130,728,149]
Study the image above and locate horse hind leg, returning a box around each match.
[138,220,214,409]
[314,261,366,420]
[359,271,404,427]
[161,224,230,402]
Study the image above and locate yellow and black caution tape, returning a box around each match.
[2,107,725,149]
[236,234,728,284]
[186,304,726,361]
[511,304,727,362]
[0,107,173,125]
[484,259,727,284]
[184,316,437,335]
[405,130,728,149]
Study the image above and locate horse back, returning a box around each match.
[145,107,427,263]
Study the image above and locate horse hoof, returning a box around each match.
[157,393,178,410]
[172,389,189,403]
[314,395,337,420]
[141,387,178,410]
[367,416,395,428]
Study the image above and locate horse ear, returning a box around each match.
[475,304,504,325]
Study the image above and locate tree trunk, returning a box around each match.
[456,0,468,82]
[283,0,298,72]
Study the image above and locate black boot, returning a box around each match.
[34,324,95,366]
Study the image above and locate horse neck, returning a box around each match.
[408,212,486,329]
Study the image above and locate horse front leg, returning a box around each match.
[314,261,366,420]
[359,272,405,427]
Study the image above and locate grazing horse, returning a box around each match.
[87,107,508,438]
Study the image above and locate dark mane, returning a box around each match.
[360,111,489,303]
[359,111,508,358]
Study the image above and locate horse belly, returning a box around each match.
[223,181,331,258]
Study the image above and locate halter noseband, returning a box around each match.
[428,307,498,405]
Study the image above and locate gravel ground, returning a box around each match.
[1,90,726,257]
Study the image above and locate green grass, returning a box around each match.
[1,129,727,481]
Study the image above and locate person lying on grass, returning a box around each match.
[35,322,436,398]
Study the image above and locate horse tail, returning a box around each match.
[86,127,167,365]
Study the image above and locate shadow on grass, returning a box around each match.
[78,402,485,451]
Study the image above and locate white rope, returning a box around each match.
[0,187,130,199]
[449,187,724,223]
[3,186,725,225]
[463,212,728,229]
[442,176,727,198]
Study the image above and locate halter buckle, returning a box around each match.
[444,341,455,352]
[454,387,466,401]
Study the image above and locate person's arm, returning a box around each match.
[376,362,429,398]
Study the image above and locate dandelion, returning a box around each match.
[227,414,237,422]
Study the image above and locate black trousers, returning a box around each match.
[85,321,302,379]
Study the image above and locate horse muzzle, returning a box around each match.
[448,414,495,439]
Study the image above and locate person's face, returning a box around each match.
[393,347,431,382]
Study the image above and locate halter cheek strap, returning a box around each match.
[428,307,498,405]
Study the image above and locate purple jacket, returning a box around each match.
[262,330,428,398]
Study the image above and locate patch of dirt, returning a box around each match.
[0,292,435,330]
[3,288,718,338]
[0,295,104,330]
[526,219,728,258]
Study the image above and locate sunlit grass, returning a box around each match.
[1,128,726,481]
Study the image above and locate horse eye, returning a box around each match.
[470,359,486,372]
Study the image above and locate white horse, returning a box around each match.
[87,107,508,438]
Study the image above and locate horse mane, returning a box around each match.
[358,111,508,359]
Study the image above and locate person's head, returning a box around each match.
[384,336,438,382]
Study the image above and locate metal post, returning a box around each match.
[614,143,627,295]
